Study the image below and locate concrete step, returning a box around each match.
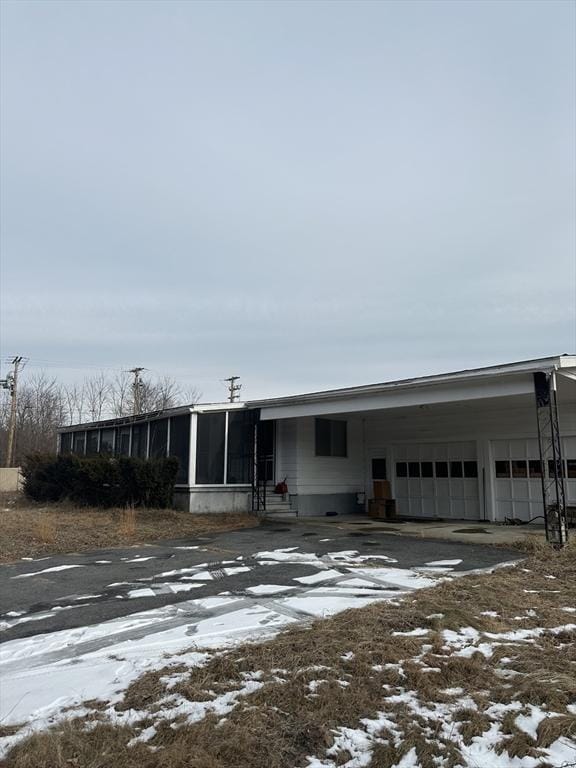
[264,498,292,509]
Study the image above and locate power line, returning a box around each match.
[12,359,126,373]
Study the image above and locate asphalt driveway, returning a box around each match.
[0,518,522,644]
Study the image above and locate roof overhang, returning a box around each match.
[252,356,576,421]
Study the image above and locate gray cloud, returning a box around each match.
[1,0,574,400]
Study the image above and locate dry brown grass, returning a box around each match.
[5,540,576,767]
[118,506,137,537]
[0,492,259,563]
[35,516,56,545]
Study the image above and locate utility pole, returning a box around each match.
[224,376,242,403]
[1,356,24,467]
[129,367,146,415]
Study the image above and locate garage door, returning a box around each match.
[492,437,576,522]
[393,442,480,520]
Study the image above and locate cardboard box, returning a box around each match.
[368,498,396,519]
[373,480,391,499]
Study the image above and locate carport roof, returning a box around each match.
[249,354,576,417]
[59,354,575,432]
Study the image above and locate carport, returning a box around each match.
[254,356,576,526]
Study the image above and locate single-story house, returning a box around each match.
[58,355,576,525]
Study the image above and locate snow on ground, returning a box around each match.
[11,564,85,579]
[294,569,343,585]
[425,559,463,566]
[0,545,508,759]
[246,584,297,595]
[3,543,573,767]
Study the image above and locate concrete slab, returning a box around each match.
[266,513,546,546]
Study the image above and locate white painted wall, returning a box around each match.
[272,386,576,521]
[274,418,298,492]
[175,488,251,514]
[286,415,366,496]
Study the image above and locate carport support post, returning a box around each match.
[533,371,568,547]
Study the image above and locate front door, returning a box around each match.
[257,421,275,484]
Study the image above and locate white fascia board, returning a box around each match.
[259,376,534,420]
[192,402,247,413]
[251,356,570,412]
[558,369,576,383]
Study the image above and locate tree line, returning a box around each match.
[0,371,200,465]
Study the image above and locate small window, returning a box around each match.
[495,460,510,478]
[421,461,434,478]
[408,462,420,478]
[463,461,478,478]
[528,460,543,478]
[372,459,387,480]
[567,460,576,479]
[435,461,448,478]
[315,418,347,457]
[450,461,463,478]
[511,460,527,479]
[396,462,408,478]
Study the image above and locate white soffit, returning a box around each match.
[259,375,535,420]
[558,369,576,383]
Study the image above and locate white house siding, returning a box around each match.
[274,418,298,492]
[287,416,365,515]
[275,389,576,521]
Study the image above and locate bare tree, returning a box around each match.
[62,382,86,425]
[0,374,67,463]
[110,373,200,416]
[109,372,131,417]
[83,373,110,421]
[0,369,201,464]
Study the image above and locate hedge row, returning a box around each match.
[21,454,179,508]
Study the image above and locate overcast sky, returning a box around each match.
[1,0,575,402]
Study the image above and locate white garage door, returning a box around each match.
[492,437,576,523]
[393,442,480,520]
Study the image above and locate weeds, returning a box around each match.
[4,542,575,767]
[118,506,137,537]
[0,497,258,563]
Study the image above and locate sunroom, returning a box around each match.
[58,404,259,512]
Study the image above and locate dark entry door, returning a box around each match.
[257,421,275,484]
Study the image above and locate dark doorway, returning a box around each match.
[257,420,275,484]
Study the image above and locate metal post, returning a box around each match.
[533,371,568,547]
[223,412,229,485]
[252,419,259,512]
